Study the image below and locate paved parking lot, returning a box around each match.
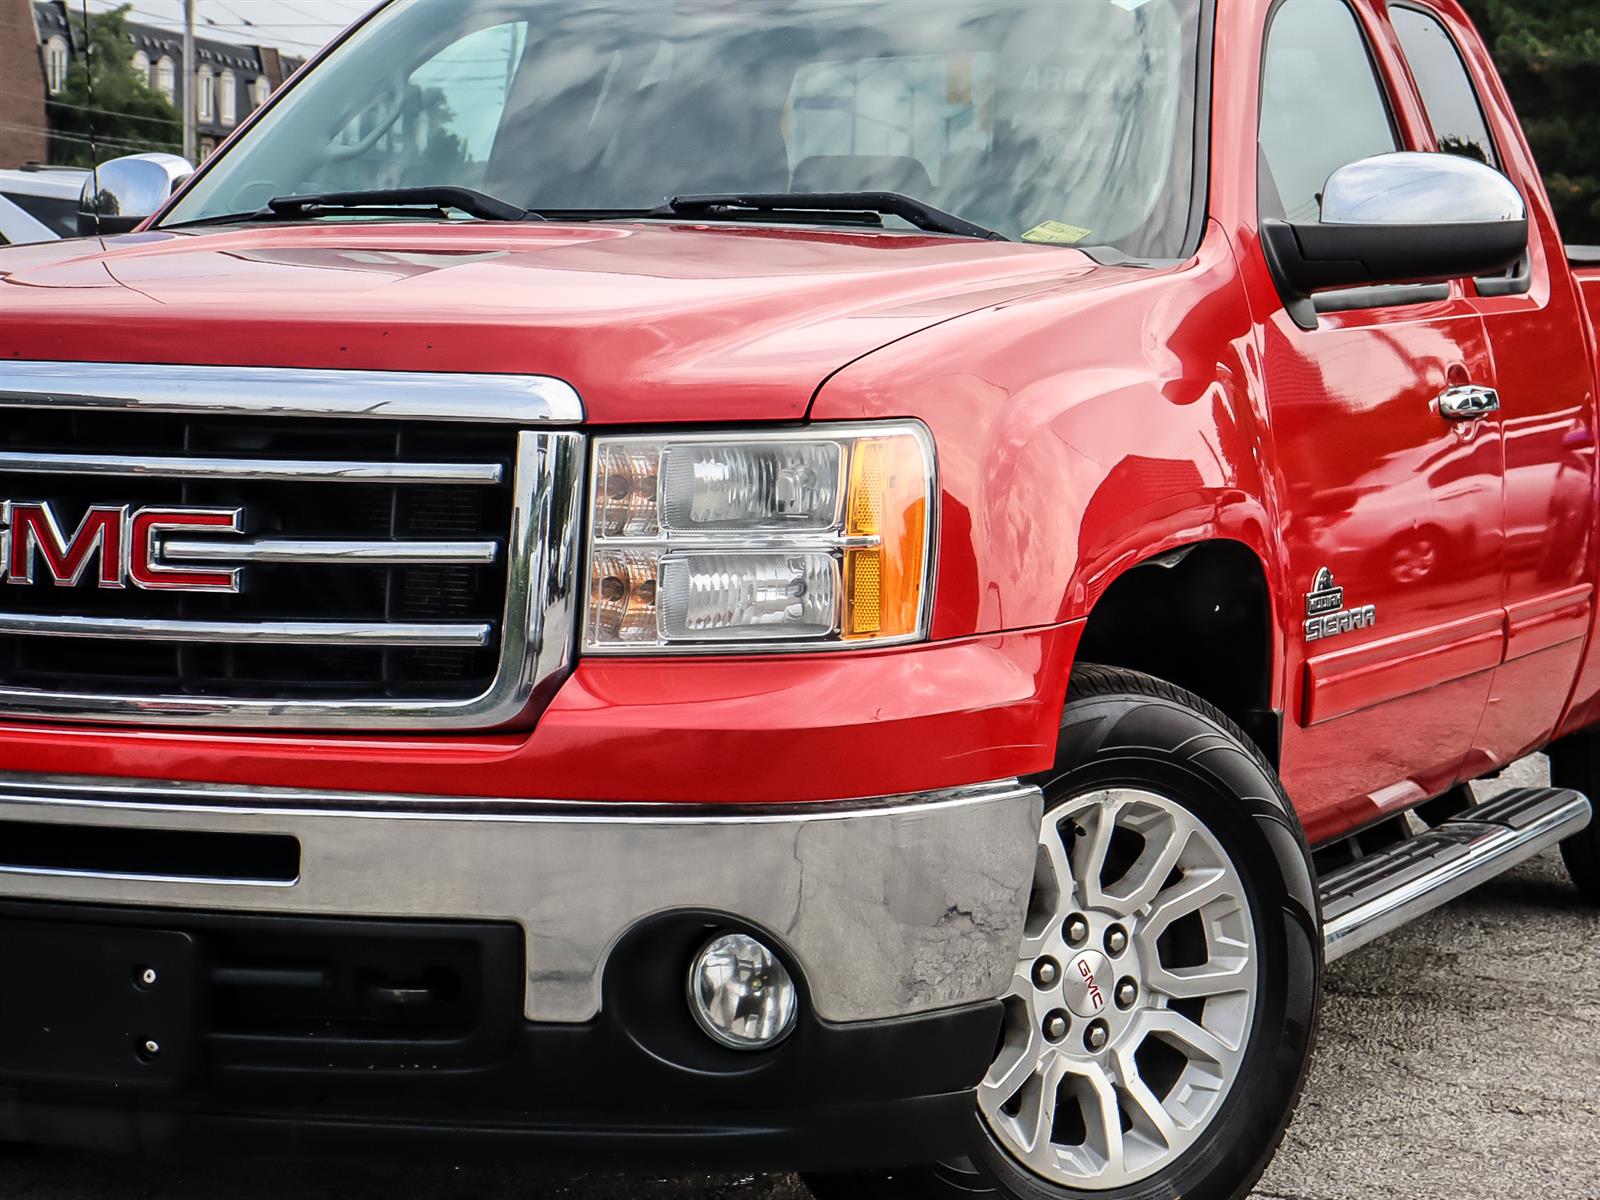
[3,757,1596,1200]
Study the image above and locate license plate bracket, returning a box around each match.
[0,920,199,1087]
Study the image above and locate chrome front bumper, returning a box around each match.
[0,773,1041,1024]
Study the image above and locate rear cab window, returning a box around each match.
[1390,5,1499,166]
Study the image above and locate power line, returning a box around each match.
[0,120,178,153]
[0,88,186,127]
[273,0,349,24]
[79,5,330,51]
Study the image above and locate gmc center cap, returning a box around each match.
[1063,950,1113,1019]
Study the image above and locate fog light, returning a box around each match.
[687,932,798,1050]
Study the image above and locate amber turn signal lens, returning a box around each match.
[843,434,929,640]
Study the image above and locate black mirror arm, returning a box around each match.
[1261,221,1328,330]
[1262,217,1529,331]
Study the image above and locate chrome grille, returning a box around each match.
[0,363,585,729]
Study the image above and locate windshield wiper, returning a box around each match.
[265,186,539,222]
[657,192,1007,241]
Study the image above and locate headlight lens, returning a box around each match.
[584,423,934,652]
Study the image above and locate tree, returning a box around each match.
[1460,0,1600,242]
[48,5,181,168]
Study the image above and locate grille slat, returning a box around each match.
[0,451,504,485]
[0,613,494,646]
[163,538,501,565]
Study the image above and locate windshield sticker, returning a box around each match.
[1022,220,1092,245]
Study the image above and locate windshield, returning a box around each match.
[161,0,1203,256]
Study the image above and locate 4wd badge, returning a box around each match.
[1304,567,1375,642]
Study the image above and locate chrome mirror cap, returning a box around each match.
[77,153,195,237]
[1321,150,1525,225]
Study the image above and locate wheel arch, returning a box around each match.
[1071,536,1285,766]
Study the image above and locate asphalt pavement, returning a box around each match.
[2,756,1596,1200]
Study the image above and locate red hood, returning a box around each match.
[0,222,1091,423]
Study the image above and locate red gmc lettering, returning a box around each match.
[126,509,243,592]
[2,502,243,593]
[7,503,124,587]
[1079,959,1104,1010]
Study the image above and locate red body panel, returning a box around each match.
[1552,263,1600,736]
[0,0,1597,841]
[0,224,1082,425]
[0,625,1078,803]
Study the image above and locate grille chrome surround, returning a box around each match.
[0,361,584,424]
[0,363,586,730]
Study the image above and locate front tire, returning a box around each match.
[807,666,1320,1200]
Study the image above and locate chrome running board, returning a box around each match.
[1321,787,1591,962]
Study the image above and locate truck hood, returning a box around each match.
[0,222,1092,424]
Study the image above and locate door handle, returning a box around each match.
[1437,385,1500,421]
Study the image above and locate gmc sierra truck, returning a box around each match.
[2,1,1598,1197]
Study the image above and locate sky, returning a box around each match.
[82,0,379,59]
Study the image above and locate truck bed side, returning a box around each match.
[1568,246,1600,335]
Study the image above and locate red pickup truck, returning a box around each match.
[2,1,1598,1197]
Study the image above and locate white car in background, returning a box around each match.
[0,166,90,243]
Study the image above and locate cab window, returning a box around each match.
[1391,5,1498,167]
[1258,0,1398,221]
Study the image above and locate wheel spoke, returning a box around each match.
[1133,1007,1242,1067]
[1147,955,1252,1001]
[1000,965,1035,1004]
[1071,798,1120,910]
[1140,866,1230,939]
[1041,812,1077,897]
[1019,820,1075,960]
[1067,1059,1125,1175]
[981,1023,1044,1107]
[1110,1043,1180,1145]
[1019,1056,1066,1157]
[1102,811,1192,916]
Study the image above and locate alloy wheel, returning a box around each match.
[977,787,1259,1190]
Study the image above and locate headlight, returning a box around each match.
[583,422,935,652]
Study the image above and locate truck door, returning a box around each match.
[1389,2,1600,770]
[1253,0,1504,841]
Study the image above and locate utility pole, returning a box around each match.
[182,0,196,162]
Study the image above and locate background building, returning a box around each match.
[1,0,305,168]
[0,0,47,166]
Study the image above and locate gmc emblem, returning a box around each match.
[1078,958,1105,1011]
[0,501,245,593]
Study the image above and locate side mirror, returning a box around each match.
[77,152,194,237]
[1262,151,1527,328]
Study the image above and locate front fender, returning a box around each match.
[810,221,1289,656]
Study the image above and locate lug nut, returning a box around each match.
[1064,915,1089,946]
[142,1040,160,1057]
[1043,1010,1069,1042]
[138,967,157,987]
[1115,978,1138,1010]
[1033,957,1060,988]
[1084,1020,1109,1052]
[1104,925,1128,956]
